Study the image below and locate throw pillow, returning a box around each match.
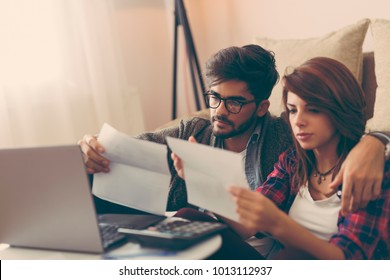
[254,19,370,117]
[366,19,390,131]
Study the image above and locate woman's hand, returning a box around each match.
[170,136,198,179]
[228,186,282,234]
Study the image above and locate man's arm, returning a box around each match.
[329,131,390,215]
[367,131,390,160]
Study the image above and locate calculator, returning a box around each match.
[117,218,227,250]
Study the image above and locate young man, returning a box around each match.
[79,44,388,216]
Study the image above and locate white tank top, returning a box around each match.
[288,186,341,240]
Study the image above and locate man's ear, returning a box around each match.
[256,100,270,117]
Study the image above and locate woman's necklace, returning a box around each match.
[313,164,337,184]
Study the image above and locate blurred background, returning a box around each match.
[0,0,389,148]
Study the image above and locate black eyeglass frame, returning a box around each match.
[203,91,262,114]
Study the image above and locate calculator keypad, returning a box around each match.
[148,220,225,239]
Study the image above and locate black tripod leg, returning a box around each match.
[172,0,206,119]
[172,1,179,120]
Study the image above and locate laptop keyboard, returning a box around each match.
[99,223,127,250]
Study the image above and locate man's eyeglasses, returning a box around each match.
[203,91,261,114]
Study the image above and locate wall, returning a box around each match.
[112,0,173,132]
[114,0,390,131]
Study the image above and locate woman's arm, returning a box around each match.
[229,187,345,259]
[213,213,256,239]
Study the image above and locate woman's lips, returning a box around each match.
[296,133,313,141]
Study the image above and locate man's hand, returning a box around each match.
[170,136,197,179]
[78,134,110,174]
[329,135,385,215]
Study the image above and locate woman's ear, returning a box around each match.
[256,100,270,117]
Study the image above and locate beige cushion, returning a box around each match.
[366,19,390,131]
[254,19,370,117]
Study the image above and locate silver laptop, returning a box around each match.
[0,145,163,254]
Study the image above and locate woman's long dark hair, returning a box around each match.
[282,57,366,190]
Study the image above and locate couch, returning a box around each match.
[158,18,390,132]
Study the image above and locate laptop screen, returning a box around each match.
[0,145,105,253]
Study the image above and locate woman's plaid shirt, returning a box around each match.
[257,148,390,259]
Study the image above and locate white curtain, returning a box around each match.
[0,0,145,148]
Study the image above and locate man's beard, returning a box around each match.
[211,113,258,139]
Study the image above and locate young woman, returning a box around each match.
[229,57,390,259]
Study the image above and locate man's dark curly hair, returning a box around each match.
[205,44,279,100]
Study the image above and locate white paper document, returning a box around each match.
[166,137,249,221]
[92,123,170,215]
